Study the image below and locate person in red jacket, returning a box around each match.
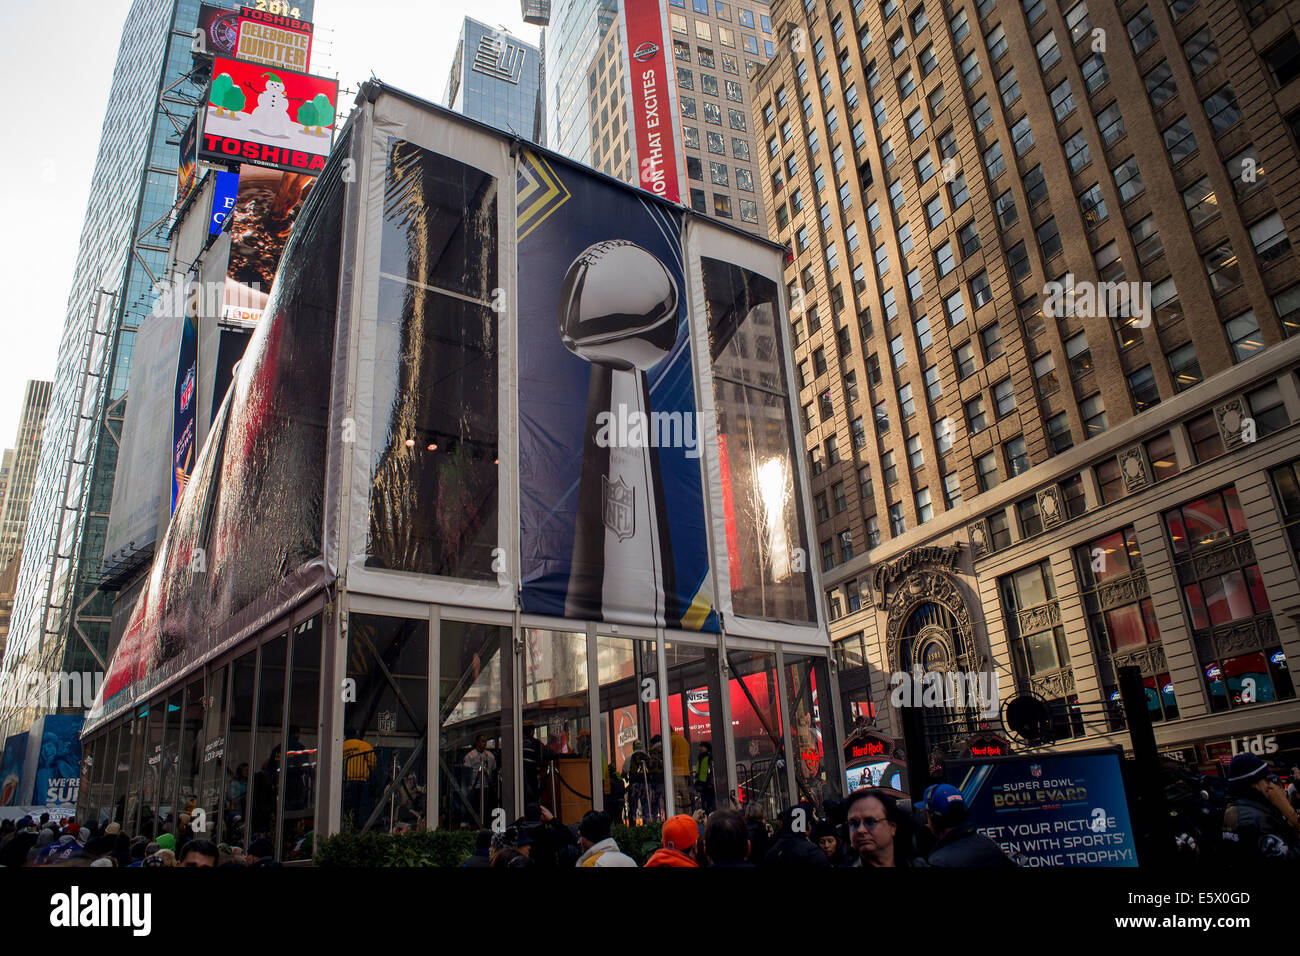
[644,814,700,868]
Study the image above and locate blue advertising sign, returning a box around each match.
[1,733,28,806]
[33,715,83,807]
[946,749,1139,867]
[210,169,240,234]
[516,150,716,631]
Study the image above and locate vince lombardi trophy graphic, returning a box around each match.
[560,240,680,625]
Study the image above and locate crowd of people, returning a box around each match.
[0,811,290,868]
[5,750,1298,868]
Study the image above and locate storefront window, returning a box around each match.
[439,620,514,830]
[225,652,256,847]
[784,654,838,812]
[522,629,592,825]
[250,636,288,849]
[111,721,132,825]
[282,619,321,859]
[727,648,789,817]
[664,642,729,816]
[178,678,204,828]
[140,700,165,838]
[369,139,499,579]
[344,615,429,833]
[161,689,182,831]
[199,667,229,845]
[597,636,663,824]
[125,706,147,834]
[999,562,1083,739]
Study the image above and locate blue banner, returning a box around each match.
[516,151,715,631]
[33,716,83,807]
[947,749,1139,867]
[210,169,240,234]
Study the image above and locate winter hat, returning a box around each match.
[925,783,966,818]
[156,832,175,851]
[104,821,121,836]
[90,857,115,867]
[64,822,80,836]
[661,814,699,852]
[1228,752,1270,784]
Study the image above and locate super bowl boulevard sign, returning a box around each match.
[946,749,1139,867]
[200,57,338,175]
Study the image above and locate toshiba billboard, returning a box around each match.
[621,0,681,203]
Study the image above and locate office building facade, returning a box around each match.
[0,0,314,738]
[545,0,779,235]
[446,16,545,142]
[752,0,1300,766]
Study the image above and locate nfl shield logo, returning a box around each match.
[1030,763,1042,778]
[602,475,635,540]
[378,711,397,733]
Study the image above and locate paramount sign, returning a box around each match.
[870,544,962,609]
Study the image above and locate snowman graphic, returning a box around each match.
[247,72,293,139]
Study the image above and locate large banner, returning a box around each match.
[32,716,83,807]
[177,115,198,205]
[621,0,681,202]
[209,168,241,234]
[221,164,313,324]
[200,57,337,174]
[946,749,1139,867]
[0,733,27,806]
[517,150,715,630]
[172,285,199,513]
[236,5,314,72]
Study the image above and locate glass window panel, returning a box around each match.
[249,635,288,853]
[521,629,592,826]
[599,636,666,823]
[282,620,321,859]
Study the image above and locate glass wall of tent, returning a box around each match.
[338,605,842,836]
[77,613,324,861]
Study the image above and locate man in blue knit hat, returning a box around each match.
[1222,752,1300,865]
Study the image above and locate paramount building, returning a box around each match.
[751,0,1300,769]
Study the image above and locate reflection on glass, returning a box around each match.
[178,680,204,829]
[199,667,228,845]
[522,629,591,825]
[727,649,790,818]
[368,139,499,578]
[250,636,287,850]
[597,636,661,824]
[702,257,814,621]
[439,621,514,830]
[112,721,131,825]
[140,704,163,838]
[784,655,838,812]
[344,615,429,834]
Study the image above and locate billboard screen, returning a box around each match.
[33,715,83,807]
[517,150,715,630]
[177,115,198,205]
[621,0,681,201]
[236,5,314,72]
[196,4,240,58]
[221,164,313,324]
[172,295,199,513]
[946,749,1139,867]
[200,57,337,174]
[0,733,27,806]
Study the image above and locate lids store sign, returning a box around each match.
[869,545,962,610]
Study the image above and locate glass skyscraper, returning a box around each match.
[0,0,314,737]
[544,0,621,163]
[446,17,544,143]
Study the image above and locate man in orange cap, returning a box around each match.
[644,813,700,867]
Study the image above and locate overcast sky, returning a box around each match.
[0,0,539,450]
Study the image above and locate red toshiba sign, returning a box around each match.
[200,57,338,175]
[622,0,680,202]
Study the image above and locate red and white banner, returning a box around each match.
[621,0,681,203]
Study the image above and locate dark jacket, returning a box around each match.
[762,830,831,867]
[925,823,1015,867]
[745,821,771,864]
[462,850,492,868]
[1223,788,1300,865]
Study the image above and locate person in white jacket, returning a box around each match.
[575,811,637,867]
